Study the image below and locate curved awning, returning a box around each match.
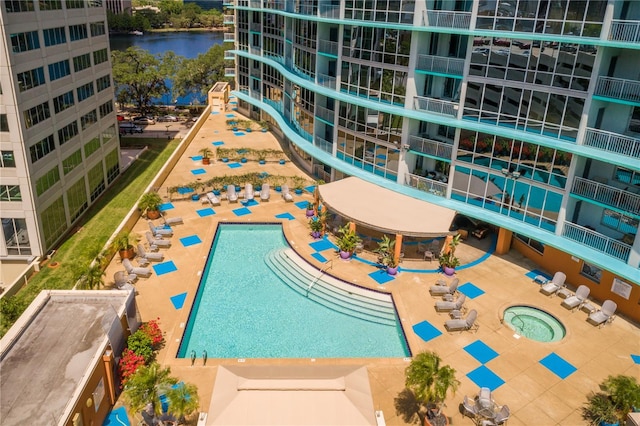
[318,177,457,238]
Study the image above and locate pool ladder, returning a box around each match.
[307,259,333,295]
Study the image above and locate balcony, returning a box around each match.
[249,22,261,32]
[423,10,471,29]
[264,53,284,65]
[594,76,640,104]
[249,45,261,56]
[315,105,334,123]
[319,3,340,18]
[315,136,333,153]
[222,0,234,5]
[561,222,632,263]
[249,0,261,8]
[583,128,640,158]
[317,73,336,89]
[263,97,283,114]
[223,33,235,43]
[224,51,235,60]
[405,173,447,197]
[250,66,261,77]
[223,15,235,25]
[408,135,453,159]
[609,20,640,42]
[265,0,284,10]
[413,96,458,117]
[572,177,640,216]
[416,54,464,76]
[318,40,338,56]
[225,67,236,77]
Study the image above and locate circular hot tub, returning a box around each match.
[503,305,566,342]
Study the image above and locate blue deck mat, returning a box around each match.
[631,354,640,364]
[243,199,259,207]
[304,185,316,193]
[103,406,131,426]
[177,187,194,194]
[295,201,309,209]
[233,131,246,136]
[225,113,236,118]
[539,352,577,379]
[180,235,202,247]
[212,141,224,146]
[368,269,396,284]
[191,155,203,161]
[153,261,178,276]
[232,207,252,216]
[464,340,499,364]
[196,208,215,217]
[191,168,206,175]
[466,365,505,390]
[159,202,174,211]
[227,162,242,169]
[412,320,442,343]
[525,269,551,280]
[311,252,327,263]
[170,292,187,310]
[275,212,295,220]
[309,238,337,252]
[458,282,486,299]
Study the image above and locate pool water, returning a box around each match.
[503,305,565,342]
[178,224,409,358]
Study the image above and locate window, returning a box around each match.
[48,59,70,81]
[30,134,55,163]
[601,209,639,235]
[10,31,40,53]
[80,109,97,130]
[73,53,91,72]
[5,1,35,12]
[41,197,67,248]
[67,178,87,222]
[96,75,111,92]
[1,151,16,167]
[36,166,60,196]
[17,67,45,91]
[88,0,102,7]
[84,137,100,158]
[101,124,116,143]
[90,21,105,37]
[76,82,94,102]
[69,24,87,41]
[0,185,22,201]
[23,101,50,128]
[614,166,640,187]
[39,0,62,10]
[98,101,113,118]
[0,114,8,132]
[2,218,31,255]
[105,148,120,183]
[514,233,545,254]
[65,0,84,8]
[43,27,66,46]
[581,261,602,283]
[88,162,105,201]
[53,90,74,113]
[62,149,82,174]
[93,48,108,65]
[57,121,78,145]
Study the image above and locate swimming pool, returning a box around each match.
[178,224,410,358]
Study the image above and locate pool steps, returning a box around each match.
[265,248,399,326]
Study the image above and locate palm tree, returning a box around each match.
[79,264,104,290]
[122,363,177,418]
[166,381,200,424]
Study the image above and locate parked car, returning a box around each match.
[132,116,156,125]
[119,122,143,134]
[493,38,511,47]
[158,115,178,122]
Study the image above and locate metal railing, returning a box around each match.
[224,51,235,60]
[222,0,234,6]
[609,20,640,42]
[404,173,447,197]
[583,128,640,158]
[423,10,471,29]
[318,39,338,56]
[315,105,334,123]
[223,15,235,25]
[562,222,632,262]
[308,259,333,294]
[413,96,458,117]
[408,135,453,159]
[223,33,236,42]
[594,76,640,103]
[249,45,261,56]
[265,0,284,10]
[224,67,236,77]
[416,54,464,75]
[317,73,336,89]
[314,136,333,153]
[263,97,283,114]
[572,177,640,216]
[249,0,261,8]
[319,3,340,18]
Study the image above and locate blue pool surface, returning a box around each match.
[178,224,409,358]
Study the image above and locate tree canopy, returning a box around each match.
[108,1,224,31]
[174,44,229,100]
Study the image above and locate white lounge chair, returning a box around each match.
[202,192,220,206]
[561,285,590,311]
[445,309,478,332]
[137,244,164,262]
[227,185,238,203]
[260,184,270,201]
[145,231,171,249]
[435,294,466,312]
[244,183,254,201]
[588,300,617,327]
[162,215,183,225]
[123,258,152,277]
[429,278,459,297]
[540,271,566,296]
[281,185,293,202]
[148,220,173,237]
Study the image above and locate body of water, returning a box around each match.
[109,31,224,105]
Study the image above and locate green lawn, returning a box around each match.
[0,138,179,337]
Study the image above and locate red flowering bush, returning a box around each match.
[119,348,145,387]
[139,318,164,349]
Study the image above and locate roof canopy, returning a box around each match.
[318,177,457,237]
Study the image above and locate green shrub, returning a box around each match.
[127,330,154,363]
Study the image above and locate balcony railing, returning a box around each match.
[250,90,261,100]
[223,15,235,25]
[317,73,336,89]
[609,20,640,42]
[594,76,640,103]
[237,85,249,94]
[224,67,236,77]
[318,39,338,56]
[319,3,340,18]
[250,67,261,77]
[416,54,464,76]
[263,97,283,114]
[413,96,458,117]
[315,105,334,123]
[265,0,284,10]
[222,0,234,5]
[249,45,261,56]
[405,173,447,197]
[408,135,453,159]
[315,136,333,153]
[423,10,471,29]
[583,128,640,158]
[249,0,261,8]
[562,222,632,262]
[572,177,640,216]
[223,33,235,43]
[224,51,235,60]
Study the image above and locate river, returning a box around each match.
[109,31,225,104]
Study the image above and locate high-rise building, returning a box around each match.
[105,0,132,15]
[226,1,640,318]
[0,1,120,264]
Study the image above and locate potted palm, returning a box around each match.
[582,375,640,426]
[375,235,399,275]
[258,120,269,132]
[292,176,306,195]
[138,192,163,219]
[112,231,137,260]
[335,224,361,260]
[199,147,212,165]
[405,351,460,426]
[439,234,461,276]
[309,217,323,239]
[306,202,316,218]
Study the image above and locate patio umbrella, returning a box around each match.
[452,170,502,198]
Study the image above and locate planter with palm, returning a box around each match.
[165,382,200,425]
[199,147,213,165]
[335,224,361,259]
[375,235,399,275]
[112,231,137,260]
[138,192,163,220]
[309,217,323,239]
[122,363,177,422]
[439,234,461,276]
[582,375,640,426]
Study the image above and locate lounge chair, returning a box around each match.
[493,405,510,425]
[148,220,173,237]
[540,271,566,296]
[561,285,590,311]
[260,184,270,201]
[429,278,459,297]
[445,309,478,332]
[123,258,152,277]
[227,185,238,203]
[461,395,479,419]
[244,183,254,201]
[114,270,137,287]
[435,294,466,312]
[162,215,183,225]
[587,300,617,327]
[145,232,171,249]
[138,244,164,262]
[202,192,220,206]
[281,185,294,202]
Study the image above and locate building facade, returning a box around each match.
[0,0,120,262]
[226,0,640,319]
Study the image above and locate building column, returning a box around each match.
[495,228,513,255]
[394,234,403,265]
[102,350,116,405]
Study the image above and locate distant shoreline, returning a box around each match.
[110,27,228,35]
